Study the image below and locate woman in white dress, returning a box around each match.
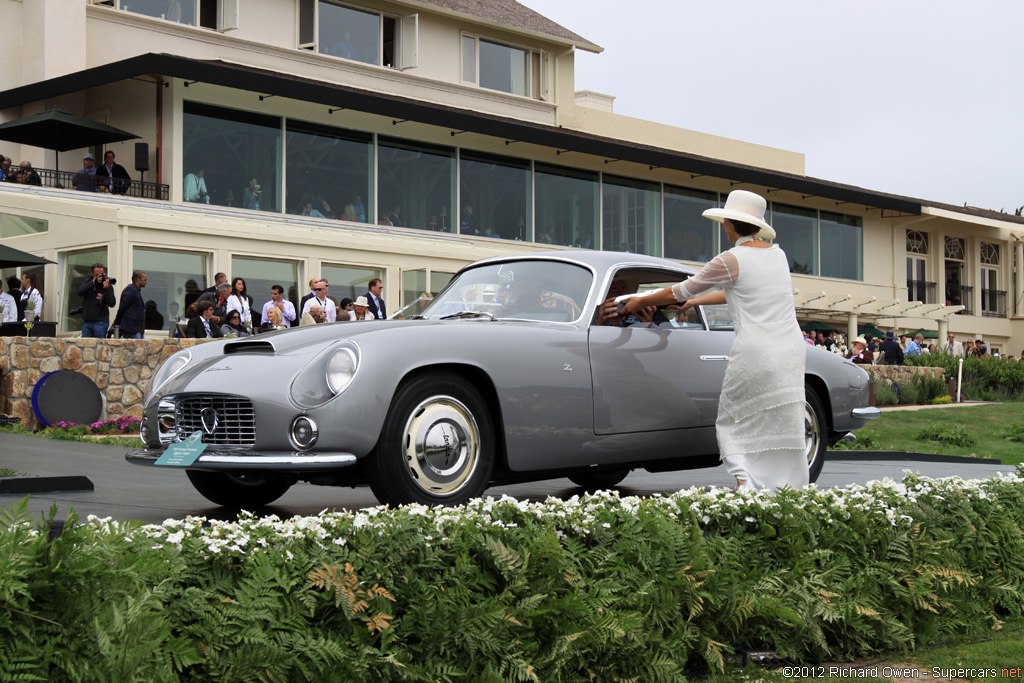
[226,277,253,330]
[621,190,807,490]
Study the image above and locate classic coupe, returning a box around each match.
[127,251,879,507]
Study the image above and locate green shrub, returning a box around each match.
[915,423,977,447]
[829,433,879,450]
[906,352,1024,399]
[1000,423,1024,443]
[930,395,953,405]
[4,471,1024,681]
[911,374,949,404]
[875,382,898,406]
[896,382,919,405]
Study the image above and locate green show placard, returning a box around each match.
[154,431,208,467]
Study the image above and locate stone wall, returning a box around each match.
[863,365,945,386]
[0,337,214,430]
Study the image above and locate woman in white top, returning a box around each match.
[20,273,44,322]
[621,190,807,491]
[226,277,253,329]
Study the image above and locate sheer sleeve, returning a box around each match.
[670,251,739,301]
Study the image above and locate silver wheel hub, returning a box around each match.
[404,395,479,496]
[804,400,821,465]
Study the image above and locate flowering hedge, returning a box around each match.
[47,416,141,434]
[2,471,1023,681]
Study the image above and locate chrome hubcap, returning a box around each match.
[804,400,821,465]
[403,395,479,495]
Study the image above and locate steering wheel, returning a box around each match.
[538,293,582,318]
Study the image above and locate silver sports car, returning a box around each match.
[127,251,879,507]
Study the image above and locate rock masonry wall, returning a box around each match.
[0,337,214,431]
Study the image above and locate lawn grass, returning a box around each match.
[704,622,1024,682]
[834,403,1024,466]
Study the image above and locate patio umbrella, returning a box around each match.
[858,323,887,339]
[0,108,139,173]
[908,328,939,339]
[800,320,839,332]
[0,244,55,269]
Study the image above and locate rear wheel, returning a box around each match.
[367,373,495,507]
[186,471,294,508]
[568,468,630,491]
[804,385,828,483]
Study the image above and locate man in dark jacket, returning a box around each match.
[186,300,223,338]
[878,330,904,366]
[77,262,116,338]
[112,271,147,338]
[97,151,132,195]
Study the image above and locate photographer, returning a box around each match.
[242,178,262,211]
[183,168,209,203]
[77,263,117,338]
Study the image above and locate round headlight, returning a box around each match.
[326,347,358,395]
[144,349,192,404]
[290,415,318,450]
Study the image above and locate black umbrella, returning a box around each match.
[0,244,55,269]
[0,108,139,173]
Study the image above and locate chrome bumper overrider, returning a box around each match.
[126,448,357,469]
[851,406,882,420]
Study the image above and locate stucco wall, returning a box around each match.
[0,337,213,431]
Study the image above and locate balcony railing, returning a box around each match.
[981,289,1007,318]
[907,279,936,305]
[950,285,973,315]
[4,166,169,201]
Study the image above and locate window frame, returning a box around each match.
[299,0,417,70]
[460,32,544,99]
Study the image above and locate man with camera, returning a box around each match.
[76,263,117,338]
[243,178,262,211]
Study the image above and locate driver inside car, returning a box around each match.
[595,276,659,328]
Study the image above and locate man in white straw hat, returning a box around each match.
[621,190,809,491]
[845,336,874,365]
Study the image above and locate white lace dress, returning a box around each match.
[671,243,808,489]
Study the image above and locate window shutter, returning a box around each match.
[218,0,238,31]
[298,0,315,48]
[399,14,418,70]
[539,51,549,100]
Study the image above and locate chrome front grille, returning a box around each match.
[174,395,256,446]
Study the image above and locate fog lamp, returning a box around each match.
[290,415,318,450]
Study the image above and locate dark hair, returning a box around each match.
[339,297,354,309]
[91,262,106,272]
[197,300,215,314]
[131,270,146,284]
[368,277,382,288]
[729,219,762,237]
[271,284,284,295]
[6,276,19,292]
[231,277,247,298]
[22,272,41,295]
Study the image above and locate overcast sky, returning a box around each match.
[522,0,1024,214]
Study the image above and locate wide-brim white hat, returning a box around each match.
[702,190,775,239]
[354,296,370,307]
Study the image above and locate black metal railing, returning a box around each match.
[906,279,936,305]
[981,289,1007,318]
[951,285,973,315]
[4,166,169,201]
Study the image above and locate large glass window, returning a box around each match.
[61,248,108,333]
[534,163,597,248]
[602,175,660,256]
[183,102,281,213]
[318,2,379,65]
[321,264,381,303]
[378,137,455,233]
[818,211,862,280]
[120,0,196,25]
[0,214,47,238]
[231,256,300,317]
[664,186,717,263]
[134,248,208,331]
[459,151,531,241]
[772,204,818,275]
[286,121,372,222]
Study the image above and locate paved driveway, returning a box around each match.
[0,432,1012,525]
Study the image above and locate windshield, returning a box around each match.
[420,260,593,323]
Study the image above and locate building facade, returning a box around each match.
[1,0,1022,352]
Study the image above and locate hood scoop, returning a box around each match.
[223,340,275,356]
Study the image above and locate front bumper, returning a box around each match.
[126,448,358,471]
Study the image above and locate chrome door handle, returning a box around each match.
[699,355,729,361]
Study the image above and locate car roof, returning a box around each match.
[470,250,700,278]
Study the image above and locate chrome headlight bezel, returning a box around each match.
[144,349,192,405]
[289,342,361,408]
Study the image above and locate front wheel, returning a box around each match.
[804,386,828,483]
[366,373,495,507]
[186,471,294,507]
